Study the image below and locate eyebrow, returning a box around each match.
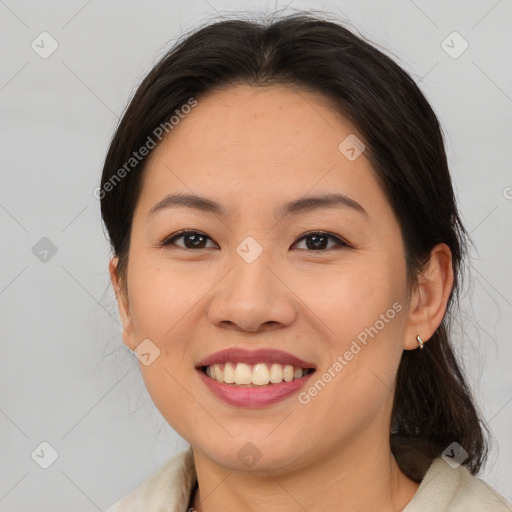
[147,192,368,220]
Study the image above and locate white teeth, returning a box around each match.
[252,364,270,385]
[283,365,294,382]
[223,362,235,383]
[214,364,224,383]
[269,363,283,383]
[234,363,252,385]
[205,362,311,386]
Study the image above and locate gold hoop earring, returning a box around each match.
[416,335,424,350]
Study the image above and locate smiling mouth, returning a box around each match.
[200,362,315,387]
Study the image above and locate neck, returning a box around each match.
[190,435,420,512]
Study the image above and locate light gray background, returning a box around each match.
[1,0,511,510]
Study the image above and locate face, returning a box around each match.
[112,84,418,473]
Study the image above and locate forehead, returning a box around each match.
[167,84,351,148]
[136,84,390,223]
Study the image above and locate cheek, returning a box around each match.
[298,315,405,445]
[298,256,406,405]
[138,363,200,444]
[126,257,201,342]
[303,257,404,343]
[125,258,209,426]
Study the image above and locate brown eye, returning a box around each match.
[161,230,218,249]
[292,231,349,251]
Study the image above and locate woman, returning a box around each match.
[100,12,511,512]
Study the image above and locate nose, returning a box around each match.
[207,244,296,333]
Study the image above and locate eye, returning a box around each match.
[291,231,350,251]
[160,229,350,251]
[160,230,218,249]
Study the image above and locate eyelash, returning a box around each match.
[159,229,351,251]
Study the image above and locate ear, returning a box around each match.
[403,243,454,350]
[109,257,137,351]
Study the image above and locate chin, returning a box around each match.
[195,435,305,473]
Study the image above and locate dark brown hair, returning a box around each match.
[100,11,488,481]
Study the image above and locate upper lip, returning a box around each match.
[196,348,316,369]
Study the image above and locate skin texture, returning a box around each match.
[109,84,454,511]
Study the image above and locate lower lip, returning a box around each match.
[197,369,315,408]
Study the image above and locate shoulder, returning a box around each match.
[104,446,196,512]
[405,457,511,512]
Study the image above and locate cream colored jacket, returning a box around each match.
[105,447,511,511]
